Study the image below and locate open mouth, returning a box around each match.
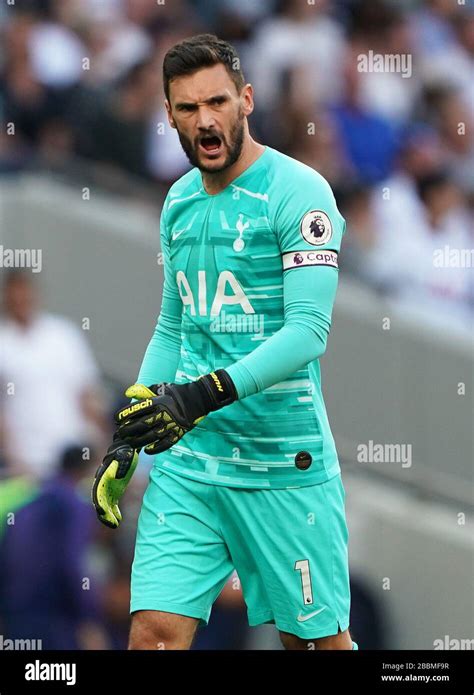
[199,135,223,156]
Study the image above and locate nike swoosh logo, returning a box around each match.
[172,229,186,240]
[297,606,327,622]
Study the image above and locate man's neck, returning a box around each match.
[201,137,266,195]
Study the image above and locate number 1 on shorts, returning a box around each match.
[294,559,314,605]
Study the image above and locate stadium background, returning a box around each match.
[0,0,472,650]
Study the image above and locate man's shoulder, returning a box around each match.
[163,167,201,212]
[266,147,334,195]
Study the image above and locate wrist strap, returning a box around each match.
[198,369,238,412]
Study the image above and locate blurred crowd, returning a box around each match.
[0,0,474,327]
[0,271,142,649]
[0,0,473,328]
[0,0,472,650]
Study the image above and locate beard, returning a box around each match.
[176,109,245,174]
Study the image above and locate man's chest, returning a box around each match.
[166,196,283,318]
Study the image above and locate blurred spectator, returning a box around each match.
[286,107,351,187]
[77,58,161,180]
[248,0,345,117]
[0,445,108,649]
[1,13,60,148]
[422,84,474,198]
[371,122,445,255]
[369,170,472,329]
[411,0,460,55]
[28,15,85,89]
[331,46,401,183]
[348,0,420,123]
[0,271,107,479]
[413,0,473,113]
[191,0,276,34]
[32,117,77,174]
[78,0,154,86]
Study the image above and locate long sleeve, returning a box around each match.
[227,166,346,399]
[136,211,183,385]
[226,264,338,398]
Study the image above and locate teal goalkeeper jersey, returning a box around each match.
[137,145,346,488]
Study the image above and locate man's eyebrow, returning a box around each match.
[174,94,229,108]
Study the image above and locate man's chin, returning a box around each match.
[196,153,229,174]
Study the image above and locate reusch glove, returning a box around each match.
[92,436,139,529]
[115,369,237,455]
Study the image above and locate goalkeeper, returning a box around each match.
[93,33,358,651]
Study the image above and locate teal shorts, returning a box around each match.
[131,467,352,640]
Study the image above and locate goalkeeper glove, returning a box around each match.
[92,436,139,529]
[114,369,237,454]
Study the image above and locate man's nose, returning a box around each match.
[196,105,216,131]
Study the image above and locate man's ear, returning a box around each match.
[241,83,254,118]
[165,99,176,129]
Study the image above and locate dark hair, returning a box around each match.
[60,445,94,474]
[416,170,451,203]
[163,34,245,102]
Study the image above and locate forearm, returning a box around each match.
[136,296,182,386]
[137,209,183,386]
[226,266,338,399]
[226,322,327,399]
